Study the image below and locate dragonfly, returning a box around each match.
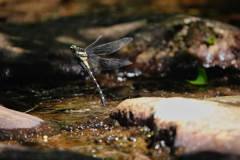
[70,35,133,106]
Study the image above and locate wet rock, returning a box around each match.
[111,97,240,156]
[0,105,60,140]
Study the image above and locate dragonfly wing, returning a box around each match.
[96,57,132,70]
[85,35,103,51]
[86,37,133,55]
[88,54,101,69]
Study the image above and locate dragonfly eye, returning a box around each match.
[70,45,77,51]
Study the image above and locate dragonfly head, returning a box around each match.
[70,45,85,54]
[70,45,87,59]
[70,45,77,52]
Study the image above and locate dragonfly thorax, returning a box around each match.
[74,47,87,59]
[74,49,90,69]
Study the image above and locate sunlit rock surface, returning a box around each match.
[0,105,60,140]
[111,96,240,155]
[153,97,240,155]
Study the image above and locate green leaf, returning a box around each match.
[205,36,217,45]
[187,67,207,85]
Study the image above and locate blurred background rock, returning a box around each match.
[0,0,239,25]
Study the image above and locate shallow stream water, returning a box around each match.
[2,71,240,159]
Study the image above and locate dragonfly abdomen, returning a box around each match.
[86,68,106,106]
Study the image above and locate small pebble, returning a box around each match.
[128,137,137,142]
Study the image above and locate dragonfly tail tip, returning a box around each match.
[102,100,106,106]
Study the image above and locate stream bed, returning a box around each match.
[1,75,240,159]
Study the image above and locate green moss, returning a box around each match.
[204,28,217,45]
